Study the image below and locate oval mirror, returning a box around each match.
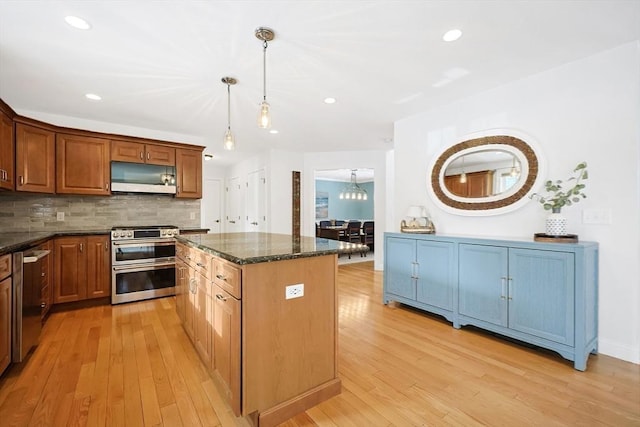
[429,134,542,215]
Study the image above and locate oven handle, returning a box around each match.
[112,240,176,247]
[112,262,175,272]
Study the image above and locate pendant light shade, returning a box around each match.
[258,100,271,129]
[255,27,274,129]
[222,77,237,151]
[460,156,467,183]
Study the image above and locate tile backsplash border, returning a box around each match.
[0,193,201,232]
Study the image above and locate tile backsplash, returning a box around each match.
[0,193,201,232]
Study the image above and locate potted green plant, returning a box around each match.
[530,161,588,236]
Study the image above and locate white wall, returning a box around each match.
[393,42,640,364]
[268,149,304,234]
[303,150,390,270]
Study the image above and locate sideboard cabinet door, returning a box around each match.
[415,240,455,311]
[508,248,574,345]
[384,237,416,301]
[458,244,508,327]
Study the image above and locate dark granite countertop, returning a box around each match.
[176,232,343,265]
[0,229,110,255]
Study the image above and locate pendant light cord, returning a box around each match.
[263,40,268,101]
[227,82,231,130]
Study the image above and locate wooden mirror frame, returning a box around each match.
[430,134,541,214]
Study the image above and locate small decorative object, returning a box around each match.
[530,162,588,238]
[400,205,436,234]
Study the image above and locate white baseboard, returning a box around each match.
[598,338,640,364]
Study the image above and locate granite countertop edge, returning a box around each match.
[0,230,111,255]
[175,234,340,265]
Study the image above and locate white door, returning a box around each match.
[246,169,267,232]
[202,178,222,233]
[225,176,242,232]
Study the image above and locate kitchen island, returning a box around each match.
[175,233,342,427]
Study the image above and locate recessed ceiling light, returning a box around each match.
[85,93,102,101]
[324,97,336,104]
[442,29,462,42]
[65,16,91,30]
[269,129,279,134]
[204,154,214,161]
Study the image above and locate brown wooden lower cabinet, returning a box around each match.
[175,241,339,426]
[37,240,53,319]
[54,235,110,304]
[213,283,240,415]
[0,253,12,376]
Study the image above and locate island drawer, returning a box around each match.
[188,248,212,280]
[213,258,241,299]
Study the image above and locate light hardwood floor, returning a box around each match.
[1,261,638,426]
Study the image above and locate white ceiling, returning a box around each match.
[1,1,638,166]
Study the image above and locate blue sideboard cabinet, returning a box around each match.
[383,233,598,371]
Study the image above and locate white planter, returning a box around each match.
[546,210,567,236]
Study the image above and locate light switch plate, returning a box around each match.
[57,212,65,221]
[582,209,611,224]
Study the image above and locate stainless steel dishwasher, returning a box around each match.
[12,249,49,362]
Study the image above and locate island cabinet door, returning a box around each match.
[184,270,196,341]
[213,284,240,416]
[383,237,417,301]
[508,248,575,345]
[458,243,508,327]
[175,259,188,325]
[194,271,212,366]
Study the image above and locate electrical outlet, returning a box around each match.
[56,212,65,221]
[190,212,196,220]
[285,283,304,300]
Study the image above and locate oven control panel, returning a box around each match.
[111,227,180,241]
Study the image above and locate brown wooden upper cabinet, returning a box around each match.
[444,170,494,198]
[176,148,202,199]
[15,123,56,193]
[0,110,14,191]
[111,140,175,166]
[56,134,110,195]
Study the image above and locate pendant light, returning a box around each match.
[460,156,467,183]
[510,155,520,177]
[255,27,275,129]
[339,170,368,201]
[222,77,237,151]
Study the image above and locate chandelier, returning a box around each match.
[339,170,368,201]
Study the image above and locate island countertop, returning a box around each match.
[176,232,343,265]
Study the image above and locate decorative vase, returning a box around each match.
[545,208,567,236]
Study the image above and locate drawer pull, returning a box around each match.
[216,294,227,302]
[215,274,226,281]
[196,262,205,268]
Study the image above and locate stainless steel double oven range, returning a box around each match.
[111,225,179,304]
